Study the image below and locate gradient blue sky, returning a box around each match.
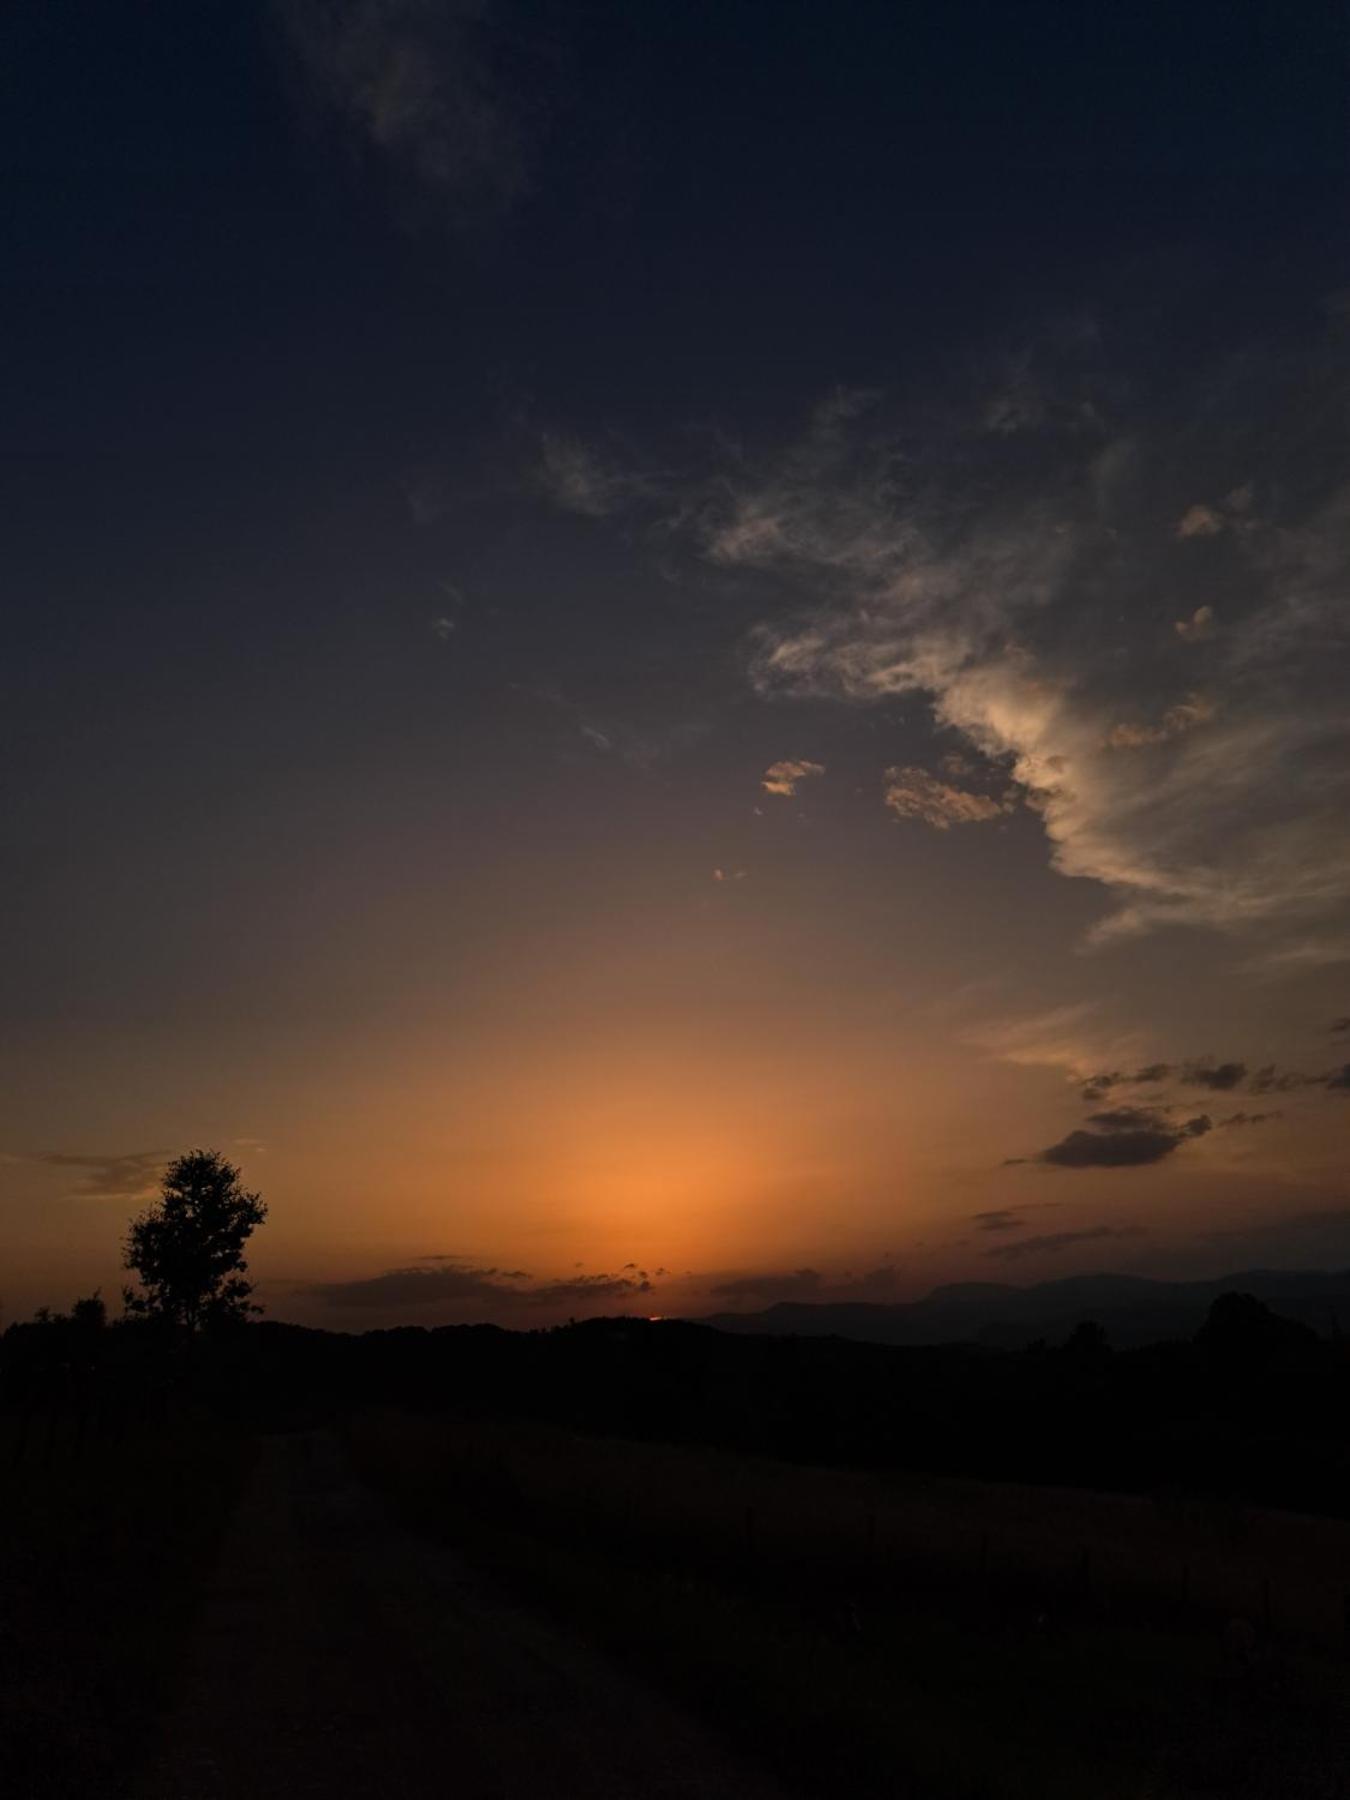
[3,0,1348,1327]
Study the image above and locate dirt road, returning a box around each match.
[137,1430,784,1800]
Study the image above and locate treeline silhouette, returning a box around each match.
[4,1288,1344,1518]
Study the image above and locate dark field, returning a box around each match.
[0,1408,250,1798]
[7,1308,1350,1798]
[348,1407,1350,1800]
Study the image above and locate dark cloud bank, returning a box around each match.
[311,1260,653,1314]
[1017,1110,1212,1169]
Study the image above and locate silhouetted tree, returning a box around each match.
[123,1150,266,1332]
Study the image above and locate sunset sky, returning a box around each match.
[4,1,1349,1328]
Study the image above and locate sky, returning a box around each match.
[3,0,1349,1329]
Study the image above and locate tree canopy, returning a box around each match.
[123,1150,266,1331]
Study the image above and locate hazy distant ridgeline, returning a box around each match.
[701,1267,1350,1349]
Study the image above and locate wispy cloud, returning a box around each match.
[986,1225,1145,1261]
[281,0,543,220]
[1105,693,1216,750]
[970,1207,1058,1234]
[542,343,1350,957]
[883,765,1015,829]
[536,435,653,518]
[32,1152,164,1202]
[964,1003,1123,1077]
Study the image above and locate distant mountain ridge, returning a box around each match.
[700,1268,1350,1349]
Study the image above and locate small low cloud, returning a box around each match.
[1327,1063,1350,1091]
[762,758,824,798]
[883,766,1015,830]
[1175,503,1224,539]
[1249,1064,1325,1093]
[1174,604,1216,642]
[1220,1110,1281,1127]
[1080,1063,1172,1102]
[529,1272,654,1307]
[712,867,747,883]
[970,1205,1061,1235]
[1026,1113,1211,1168]
[986,1225,1145,1261]
[1083,1054,1347,1103]
[1179,1059,1247,1091]
[1085,1105,1171,1131]
[1330,1018,1350,1034]
[310,1263,524,1309]
[1175,486,1255,541]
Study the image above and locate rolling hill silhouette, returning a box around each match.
[701,1267,1350,1348]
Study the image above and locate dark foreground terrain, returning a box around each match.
[8,1300,1350,1797]
[352,1408,1350,1800]
[137,1428,780,1800]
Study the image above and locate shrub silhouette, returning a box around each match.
[71,1290,107,1332]
[123,1150,267,1332]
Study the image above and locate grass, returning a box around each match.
[349,1407,1350,1800]
[0,1404,252,1799]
